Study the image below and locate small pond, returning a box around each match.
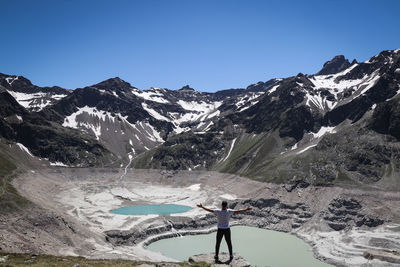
[110,204,192,216]
[147,226,332,267]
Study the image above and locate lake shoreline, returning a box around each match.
[145,225,332,266]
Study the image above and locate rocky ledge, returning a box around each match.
[189,253,251,267]
[105,196,384,247]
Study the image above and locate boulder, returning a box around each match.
[363,249,400,264]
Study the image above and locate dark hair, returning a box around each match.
[222,201,228,208]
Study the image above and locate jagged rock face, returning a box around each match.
[0,73,70,111]
[0,91,113,166]
[369,96,400,140]
[317,55,352,75]
[133,132,225,170]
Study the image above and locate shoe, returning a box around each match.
[214,255,219,263]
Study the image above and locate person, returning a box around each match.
[197,201,252,262]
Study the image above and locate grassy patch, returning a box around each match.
[217,133,266,173]
[0,150,30,214]
[0,153,16,177]
[133,149,156,169]
[0,252,210,267]
[334,168,356,185]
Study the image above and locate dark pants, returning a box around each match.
[215,228,232,257]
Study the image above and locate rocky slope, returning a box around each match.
[0,73,70,111]
[0,90,114,167]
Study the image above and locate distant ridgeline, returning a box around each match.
[1,49,400,188]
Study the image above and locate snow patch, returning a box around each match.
[16,143,34,157]
[357,73,380,97]
[291,143,298,151]
[178,100,222,112]
[132,89,170,104]
[268,84,280,95]
[222,138,237,162]
[51,94,68,100]
[305,92,326,110]
[62,106,124,140]
[236,92,263,112]
[220,193,237,200]
[187,184,201,191]
[5,76,19,85]
[142,103,170,121]
[296,144,317,155]
[312,126,336,139]
[50,161,68,167]
[6,90,66,110]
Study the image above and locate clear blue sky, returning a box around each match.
[1,0,399,92]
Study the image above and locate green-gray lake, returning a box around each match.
[147,226,331,267]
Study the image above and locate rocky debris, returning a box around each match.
[363,249,400,264]
[283,178,310,192]
[10,167,400,267]
[323,198,384,230]
[189,253,251,267]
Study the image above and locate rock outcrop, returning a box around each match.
[323,198,384,231]
[188,253,251,267]
[363,249,400,264]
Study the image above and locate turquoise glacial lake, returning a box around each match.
[147,226,332,267]
[110,204,192,216]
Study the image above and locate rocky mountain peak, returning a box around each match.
[92,77,134,92]
[317,55,351,75]
[0,73,34,91]
[178,85,195,91]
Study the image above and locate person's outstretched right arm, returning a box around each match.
[197,203,214,213]
[233,207,252,214]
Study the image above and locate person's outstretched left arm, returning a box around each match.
[197,203,214,213]
[233,207,252,214]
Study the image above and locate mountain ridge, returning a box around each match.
[1,48,399,189]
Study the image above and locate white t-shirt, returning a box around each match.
[213,209,234,229]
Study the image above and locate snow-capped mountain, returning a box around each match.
[37,77,279,159]
[2,48,400,186]
[135,49,400,188]
[0,89,114,167]
[0,73,70,111]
